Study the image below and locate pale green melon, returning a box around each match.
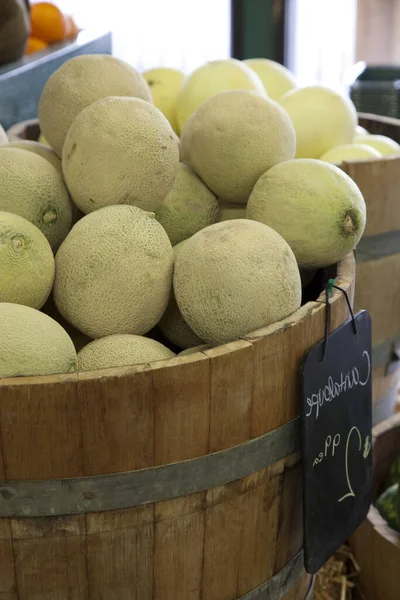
[54,205,174,339]
[0,302,76,378]
[158,240,204,349]
[39,54,152,156]
[246,158,366,269]
[174,220,301,344]
[77,334,175,371]
[319,143,381,164]
[0,147,72,250]
[180,90,295,204]
[142,67,185,133]
[278,85,358,158]
[155,163,219,246]
[7,140,62,174]
[0,211,54,309]
[62,96,180,215]
[353,134,400,156]
[244,58,297,100]
[175,58,266,133]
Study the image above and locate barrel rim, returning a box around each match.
[0,252,355,388]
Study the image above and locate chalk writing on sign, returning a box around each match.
[313,428,372,503]
[306,350,371,420]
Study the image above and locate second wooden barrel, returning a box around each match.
[0,254,354,599]
[341,113,400,424]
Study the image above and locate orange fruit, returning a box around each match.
[25,37,49,55]
[30,2,67,43]
[65,15,79,39]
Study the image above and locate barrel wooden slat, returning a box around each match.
[86,505,154,600]
[355,255,400,346]
[0,520,15,597]
[0,374,83,480]
[274,453,303,576]
[206,340,254,453]
[236,464,283,595]
[0,254,355,599]
[152,353,211,466]
[11,515,87,599]
[344,158,400,237]
[78,365,154,476]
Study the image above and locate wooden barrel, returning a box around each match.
[340,113,400,424]
[350,413,400,600]
[0,254,354,599]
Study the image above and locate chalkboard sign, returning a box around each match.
[302,309,372,574]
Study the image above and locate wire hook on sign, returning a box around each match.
[321,279,358,362]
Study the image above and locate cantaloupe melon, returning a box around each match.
[0,147,72,250]
[278,86,358,158]
[217,202,247,222]
[54,205,174,339]
[0,211,54,309]
[7,140,62,173]
[246,159,366,269]
[0,124,8,145]
[244,58,297,100]
[354,134,400,156]
[158,240,204,349]
[180,90,296,204]
[142,67,185,134]
[0,302,76,378]
[175,59,266,133]
[77,334,175,371]
[174,219,301,344]
[62,96,180,214]
[39,54,152,156]
[319,143,381,164]
[155,163,219,246]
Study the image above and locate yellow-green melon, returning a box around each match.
[7,139,62,173]
[62,96,180,214]
[0,302,76,378]
[319,143,381,164]
[77,334,175,371]
[174,219,301,344]
[155,163,219,246]
[0,147,72,250]
[278,85,358,158]
[175,58,266,133]
[142,67,185,133]
[0,211,54,309]
[39,54,152,156]
[244,58,297,100]
[246,158,366,269]
[180,90,295,204]
[54,205,173,339]
[353,134,400,156]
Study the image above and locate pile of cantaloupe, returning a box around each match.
[0,54,397,378]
